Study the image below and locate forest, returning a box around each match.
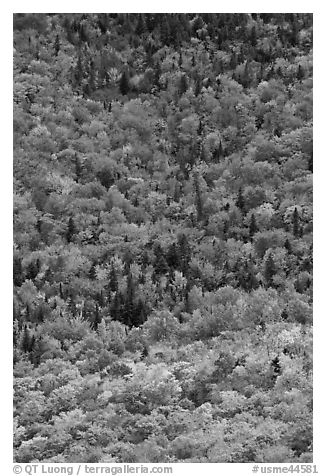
[13,13,313,463]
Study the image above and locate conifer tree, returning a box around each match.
[59,282,64,300]
[264,253,277,287]
[249,213,258,238]
[119,71,130,95]
[89,261,97,280]
[26,260,39,280]
[194,172,204,221]
[109,265,118,292]
[13,256,23,287]
[75,154,82,182]
[166,242,179,269]
[22,325,32,353]
[250,25,257,46]
[284,238,292,253]
[229,51,237,69]
[212,140,223,161]
[236,187,245,212]
[93,304,101,330]
[292,207,300,237]
[154,63,161,87]
[179,74,188,95]
[153,244,169,276]
[88,60,96,93]
[177,234,191,275]
[308,151,313,172]
[54,34,60,56]
[75,55,83,86]
[160,16,171,44]
[66,217,76,243]
[297,64,304,81]
[135,14,145,36]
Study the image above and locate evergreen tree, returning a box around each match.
[271,356,281,381]
[66,217,76,243]
[308,151,313,173]
[135,14,145,36]
[79,23,88,43]
[26,260,39,280]
[194,172,204,221]
[54,34,60,56]
[229,51,237,69]
[241,60,251,88]
[154,63,161,87]
[250,25,257,46]
[13,256,23,287]
[179,74,188,95]
[75,154,82,182]
[89,261,97,280]
[109,265,118,292]
[249,213,258,238]
[178,51,183,67]
[21,325,32,353]
[88,60,96,93]
[93,304,101,330]
[59,282,64,300]
[194,76,202,96]
[74,55,83,86]
[197,119,203,135]
[160,15,171,44]
[119,71,130,95]
[235,187,245,212]
[284,238,292,253]
[297,64,304,81]
[166,242,179,269]
[212,140,223,161]
[264,253,277,287]
[153,244,169,277]
[292,207,300,237]
[177,234,191,275]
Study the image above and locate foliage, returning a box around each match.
[13,13,312,463]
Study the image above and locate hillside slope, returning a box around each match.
[13,13,313,463]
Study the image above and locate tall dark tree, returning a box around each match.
[21,325,33,353]
[119,71,130,95]
[292,207,300,237]
[179,74,188,95]
[250,25,257,46]
[212,140,223,161]
[93,304,101,330]
[109,265,118,292]
[177,234,191,275]
[75,154,82,182]
[284,238,292,254]
[194,172,204,222]
[135,14,145,36]
[89,261,97,280]
[153,244,169,276]
[54,34,60,56]
[13,256,23,287]
[236,187,245,212]
[66,217,76,243]
[296,64,304,81]
[308,151,313,173]
[166,242,179,269]
[249,213,258,238]
[74,55,83,86]
[264,253,277,287]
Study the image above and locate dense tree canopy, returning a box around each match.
[13,13,312,463]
